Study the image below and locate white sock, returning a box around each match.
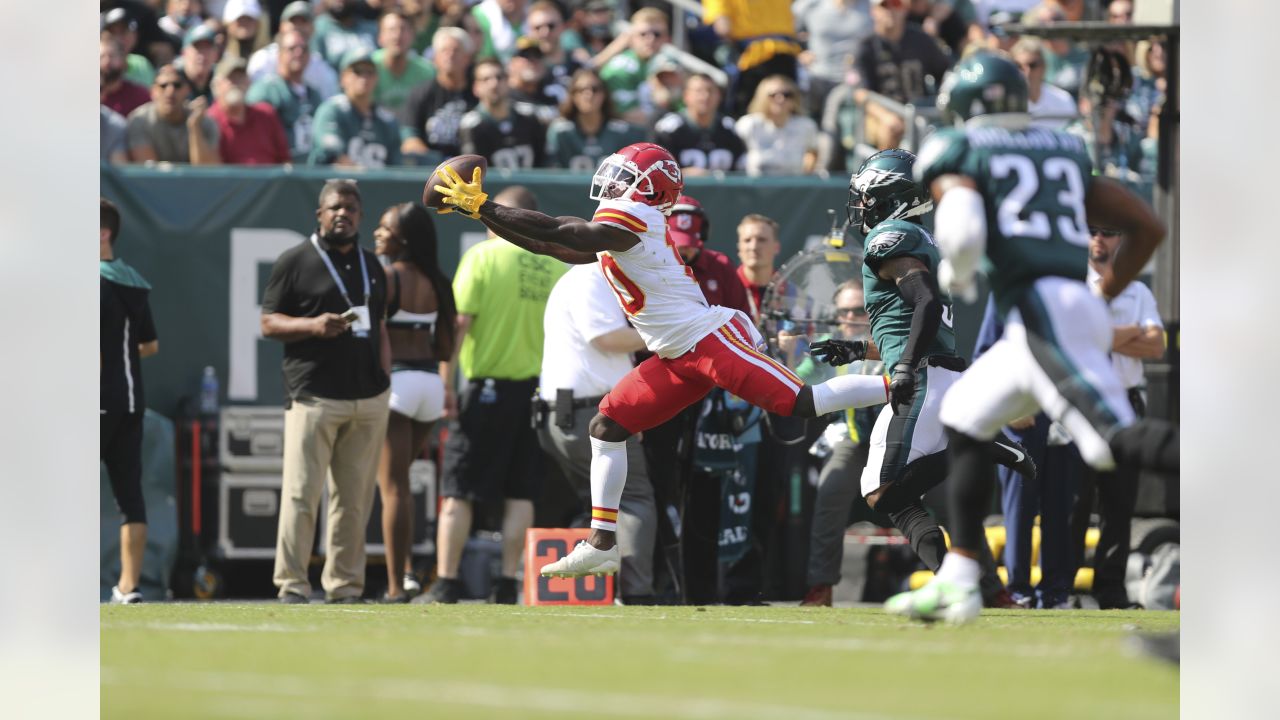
[810,374,890,415]
[589,437,627,532]
[934,553,981,588]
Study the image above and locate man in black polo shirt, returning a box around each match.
[100,198,159,604]
[261,179,391,604]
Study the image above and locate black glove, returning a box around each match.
[888,362,917,412]
[809,339,867,367]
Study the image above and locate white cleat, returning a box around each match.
[884,579,982,625]
[111,585,143,604]
[540,541,621,577]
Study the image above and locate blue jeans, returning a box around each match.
[998,415,1081,607]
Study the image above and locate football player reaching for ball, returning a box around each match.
[432,142,893,577]
[883,52,1179,624]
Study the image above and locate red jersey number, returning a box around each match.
[600,254,646,315]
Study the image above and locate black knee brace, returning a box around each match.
[888,502,946,571]
[1110,419,1179,473]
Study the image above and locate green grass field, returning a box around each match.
[102,604,1177,719]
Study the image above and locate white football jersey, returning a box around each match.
[592,198,738,358]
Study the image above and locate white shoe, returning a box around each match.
[111,586,143,604]
[403,573,422,597]
[540,541,620,577]
[884,579,981,625]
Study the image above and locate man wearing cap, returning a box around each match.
[247,2,340,100]
[180,24,222,103]
[248,28,327,163]
[102,8,157,88]
[220,0,268,67]
[372,10,435,117]
[126,64,221,165]
[102,36,153,118]
[313,0,380,70]
[459,59,546,169]
[309,48,402,167]
[669,195,750,315]
[209,59,290,164]
[654,73,747,175]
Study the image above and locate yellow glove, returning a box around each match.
[434,166,488,219]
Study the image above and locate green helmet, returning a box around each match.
[847,149,932,235]
[936,51,1029,125]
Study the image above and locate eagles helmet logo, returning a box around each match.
[853,167,908,194]
[867,231,906,254]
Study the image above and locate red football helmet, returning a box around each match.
[667,194,709,249]
[589,142,684,214]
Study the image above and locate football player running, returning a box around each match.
[432,142,895,577]
[809,149,1036,580]
[884,52,1179,624]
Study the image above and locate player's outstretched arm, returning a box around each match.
[1084,176,1167,299]
[478,201,638,255]
[478,214,599,264]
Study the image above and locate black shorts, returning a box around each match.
[101,411,147,524]
[441,377,543,502]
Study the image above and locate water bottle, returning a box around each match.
[479,378,497,405]
[199,366,220,415]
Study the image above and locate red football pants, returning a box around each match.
[599,314,803,434]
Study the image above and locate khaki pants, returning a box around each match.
[273,389,390,600]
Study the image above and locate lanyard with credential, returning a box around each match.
[310,234,369,308]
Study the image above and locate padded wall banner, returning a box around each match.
[101,164,858,417]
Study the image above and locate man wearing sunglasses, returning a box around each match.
[599,8,673,124]
[1073,224,1165,608]
[1012,36,1076,130]
[125,64,221,165]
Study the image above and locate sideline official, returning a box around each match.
[262,179,391,604]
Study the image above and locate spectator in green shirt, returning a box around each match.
[373,10,436,117]
[545,68,644,170]
[599,7,671,124]
[309,48,403,167]
[470,0,528,63]
[423,186,567,605]
[313,0,380,69]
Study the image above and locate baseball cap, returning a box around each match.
[184,24,219,48]
[223,0,263,23]
[281,1,314,22]
[650,56,682,77]
[667,203,706,248]
[581,0,615,11]
[214,57,249,81]
[339,47,376,73]
[101,8,137,32]
[513,36,543,60]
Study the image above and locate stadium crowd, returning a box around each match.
[101,0,1176,610]
[100,0,1167,182]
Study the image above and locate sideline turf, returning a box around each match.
[102,604,1177,719]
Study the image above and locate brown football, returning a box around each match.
[423,154,488,210]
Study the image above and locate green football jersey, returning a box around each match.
[862,219,957,370]
[308,95,403,167]
[915,125,1095,316]
[599,50,650,113]
[545,118,645,171]
[246,76,325,162]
